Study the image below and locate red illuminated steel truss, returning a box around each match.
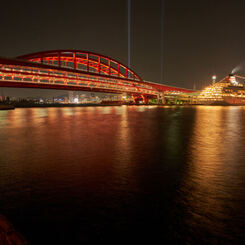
[0,50,194,96]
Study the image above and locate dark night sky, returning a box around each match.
[1,0,245,96]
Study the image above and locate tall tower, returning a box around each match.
[212,75,217,84]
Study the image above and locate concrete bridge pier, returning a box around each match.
[157,93,166,104]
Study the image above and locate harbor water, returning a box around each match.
[0,106,245,244]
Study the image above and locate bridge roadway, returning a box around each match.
[0,50,194,102]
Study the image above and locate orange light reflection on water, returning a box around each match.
[179,106,245,241]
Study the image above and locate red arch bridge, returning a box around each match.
[0,50,194,103]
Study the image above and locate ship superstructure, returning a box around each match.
[197,75,245,105]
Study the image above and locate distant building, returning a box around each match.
[68,91,74,103]
[0,96,5,101]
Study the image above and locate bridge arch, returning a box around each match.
[17,50,143,82]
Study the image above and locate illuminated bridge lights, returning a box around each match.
[17,50,142,81]
[0,50,194,99]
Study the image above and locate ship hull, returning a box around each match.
[223,97,245,105]
[197,97,245,106]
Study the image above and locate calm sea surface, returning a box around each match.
[0,106,245,244]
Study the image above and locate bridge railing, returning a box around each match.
[0,57,159,96]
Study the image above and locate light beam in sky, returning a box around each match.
[160,0,165,83]
[128,0,131,71]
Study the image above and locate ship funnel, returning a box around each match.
[228,74,238,85]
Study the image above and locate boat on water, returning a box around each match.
[0,104,15,110]
[196,75,245,105]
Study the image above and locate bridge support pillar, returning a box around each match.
[132,95,136,104]
[141,95,147,104]
[157,93,166,104]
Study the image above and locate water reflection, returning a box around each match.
[0,106,245,244]
[177,106,245,243]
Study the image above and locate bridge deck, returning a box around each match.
[0,50,194,97]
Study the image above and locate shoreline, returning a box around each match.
[1,103,164,109]
[2,103,245,110]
